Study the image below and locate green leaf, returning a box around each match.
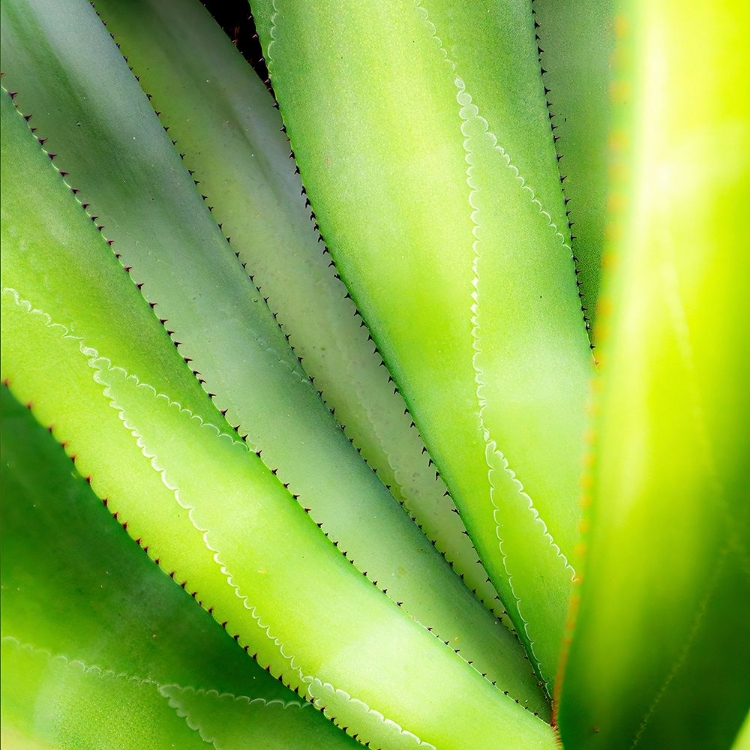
[162,686,357,750]
[0,82,556,749]
[1,388,281,700]
[556,2,750,747]
[532,0,615,331]
[0,0,545,704]
[1,386,357,748]
[252,0,594,690]
[90,0,508,628]
[2,641,209,750]
[732,712,750,750]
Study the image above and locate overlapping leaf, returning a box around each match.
[1,388,356,749]
[0,0,542,703]
[0,18,555,750]
[251,0,594,690]
[532,0,614,330]
[89,0,507,624]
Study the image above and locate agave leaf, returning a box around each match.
[162,686,358,750]
[414,0,570,236]
[532,0,615,330]
[0,0,547,704]
[1,386,358,749]
[4,640,354,750]
[251,0,594,690]
[3,0,546,712]
[556,2,750,747]
[1,86,556,748]
[0,389,280,700]
[90,0,507,628]
[2,641,210,750]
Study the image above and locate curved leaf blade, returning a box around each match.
[2,387,355,749]
[0,0,545,703]
[0,86,556,749]
[556,2,750,746]
[252,0,594,690]
[532,0,615,331]
[90,0,507,628]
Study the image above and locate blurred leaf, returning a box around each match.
[732,712,750,750]
[556,2,750,747]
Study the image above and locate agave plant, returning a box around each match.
[1,0,748,747]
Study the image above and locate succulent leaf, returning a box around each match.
[0,0,547,707]
[251,0,595,690]
[0,75,556,749]
[556,1,750,746]
[0,386,359,748]
[89,0,509,629]
[532,0,615,330]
